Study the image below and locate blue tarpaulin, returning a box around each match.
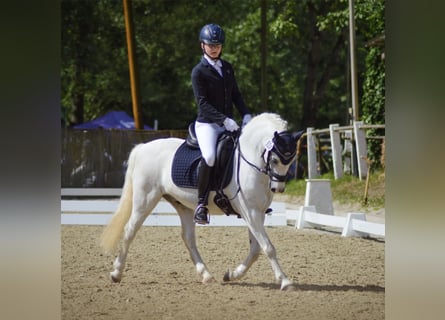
[73,111,152,130]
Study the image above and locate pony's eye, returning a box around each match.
[271,158,279,165]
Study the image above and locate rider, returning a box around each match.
[191,23,252,225]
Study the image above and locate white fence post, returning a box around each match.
[341,213,368,237]
[295,205,317,230]
[306,127,319,179]
[329,124,343,179]
[353,121,368,180]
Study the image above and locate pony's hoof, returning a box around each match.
[280,279,296,291]
[110,271,121,283]
[202,274,216,284]
[223,269,232,282]
[281,283,297,291]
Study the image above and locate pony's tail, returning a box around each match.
[100,144,141,254]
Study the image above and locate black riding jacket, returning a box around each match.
[191,56,250,125]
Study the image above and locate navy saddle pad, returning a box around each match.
[171,139,235,189]
[171,142,201,188]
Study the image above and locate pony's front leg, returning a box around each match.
[223,229,261,282]
[246,215,296,291]
[178,208,215,284]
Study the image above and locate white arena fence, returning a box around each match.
[61,188,384,239]
[292,206,384,238]
[306,121,385,180]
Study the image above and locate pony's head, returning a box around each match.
[240,113,304,193]
[263,130,304,192]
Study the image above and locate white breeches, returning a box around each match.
[195,121,225,167]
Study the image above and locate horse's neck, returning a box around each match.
[240,114,286,163]
[239,131,270,164]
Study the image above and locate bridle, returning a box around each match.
[220,130,298,202]
[238,131,297,183]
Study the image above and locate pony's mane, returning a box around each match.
[242,112,288,137]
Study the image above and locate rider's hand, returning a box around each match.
[242,114,252,128]
[223,117,240,132]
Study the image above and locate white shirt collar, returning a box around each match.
[203,54,222,68]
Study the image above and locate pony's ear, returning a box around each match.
[292,130,305,141]
[273,131,281,142]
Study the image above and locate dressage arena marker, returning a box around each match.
[304,179,334,215]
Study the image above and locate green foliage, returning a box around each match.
[283,176,307,195]
[62,0,385,135]
[362,46,385,167]
[358,0,385,168]
[314,0,385,167]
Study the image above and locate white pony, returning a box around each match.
[100,113,302,290]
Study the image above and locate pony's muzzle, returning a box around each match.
[270,181,286,193]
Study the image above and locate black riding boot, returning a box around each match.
[194,159,212,224]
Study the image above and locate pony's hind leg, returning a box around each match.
[110,191,161,282]
[223,229,261,282]
[165,197,215,284]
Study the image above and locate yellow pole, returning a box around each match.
[123,0,143,129]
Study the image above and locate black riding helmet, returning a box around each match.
[199,23,225,45]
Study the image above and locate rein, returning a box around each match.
[238,144,289,183]
[239,147,267,175]
[219,133,270,202]
[221,129,295,201]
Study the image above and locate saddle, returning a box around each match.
[171,123,240,217]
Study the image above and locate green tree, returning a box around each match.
[61,0,385,134]
[62,0,130,125]
[317,0,385,125]
[227,0,352,130]
[308,0,385,166]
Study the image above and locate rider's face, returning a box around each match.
[202,43,222,59]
